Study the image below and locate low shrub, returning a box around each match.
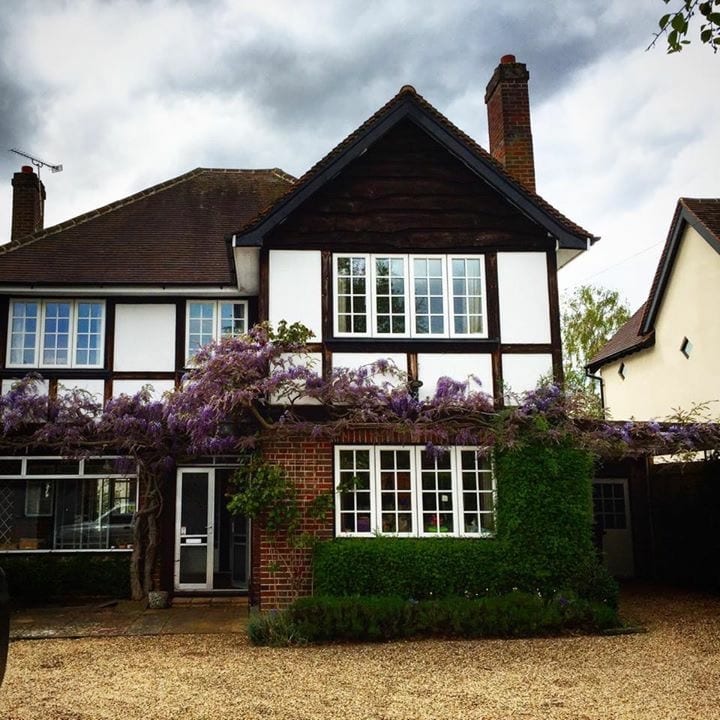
[247,608,305,646]
[248,592,620,646]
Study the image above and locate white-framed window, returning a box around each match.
[0,456,138,551]
[186,300,248,358]
[333,254,487,339]
[335,445,496,538]
[7,299,105,369]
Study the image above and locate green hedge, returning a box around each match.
[1,554,131,603]
[315,440,618,607]
[249,592,619,645]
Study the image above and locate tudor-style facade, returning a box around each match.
[0,57,596,606]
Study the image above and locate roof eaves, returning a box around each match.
[586,331,655,373]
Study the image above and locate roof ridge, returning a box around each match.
[0,167,294,256]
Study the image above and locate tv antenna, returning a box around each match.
[9,148,63,177]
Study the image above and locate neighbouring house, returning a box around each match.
[0,56,601,607]
[588,198,720,422]
[588,198,720,587]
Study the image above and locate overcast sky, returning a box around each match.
[1,1,718,311]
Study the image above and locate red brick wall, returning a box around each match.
[255,436,334,609]
[254,427,422,609]
[11,167,45,241]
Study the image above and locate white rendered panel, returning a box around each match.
[233,247,260,295]
[269,250,322,338]
[272,352,322,405]
[1,378,50,396]
[502,354,553,398]
[497,252,551,344]
[332,353,407,388]
[112,379,175,400]
[114,304,176,372]
[58,378,105,405]
[417,353,493,401]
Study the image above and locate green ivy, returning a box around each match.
[314,439,617,607]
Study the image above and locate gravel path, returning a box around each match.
[1,585,719,720]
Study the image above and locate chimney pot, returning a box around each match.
[484,55,536,192]
[21,165,34,174]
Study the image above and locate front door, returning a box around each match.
[174,468,249,591]
[593,478,635,578]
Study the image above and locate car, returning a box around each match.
[57,506,134,549]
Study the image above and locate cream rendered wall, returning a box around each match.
[602,226,720,420]
[332,353,407,388]
[497,252,551,343]
[417,353,493,400]
[114,304,176,372]
[58,378,105,405]
[112,379,175,400]
[268,250,322,338]
[502,353,553,398]
[1,378,49,396]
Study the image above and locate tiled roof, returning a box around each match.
[233,85,596,245]
[0,168,294,286]
[586,303,654,372]
[589,197,720,372]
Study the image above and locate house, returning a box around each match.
[588,198,720,586]
[588,198,720,421]
[0,56,597,607]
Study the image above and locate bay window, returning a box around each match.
[186,300,248,358]
[333,254,487,338]
[335,446,495,537]
[7,299,105,368]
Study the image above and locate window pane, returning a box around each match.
[43,302,71,365]
[459,450,495,535]
[220,302,247,338]
[375,257,406,335]
[412,257,445,335]
[378,449,413,533]
[55,477,136,550]
[337,449,372,533]
[336,257,368,335]
[75,302,104,366]
[187,302,216,356]
[25,480,54,516]
[451,257,484,336]
[420,451,454,534]
[9,301,39,365]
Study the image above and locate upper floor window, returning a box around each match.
[335,445,495,538]
[186,300,248,359]
[7,299,105,369]
[333,254,487,338]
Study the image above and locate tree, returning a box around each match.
[648,0,720,53]
[561,285,631,393]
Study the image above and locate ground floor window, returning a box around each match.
[335,446,495,538]
[0,457,138,551]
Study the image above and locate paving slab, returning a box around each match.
[9,599,249,639]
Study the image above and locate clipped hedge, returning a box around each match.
[315,440,618,607]
[248,592,619,645]
[1,553,131,603]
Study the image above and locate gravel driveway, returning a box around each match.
[1,585,718,720]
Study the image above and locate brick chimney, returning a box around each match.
[11,166,46,241]
[484,54,535,192]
